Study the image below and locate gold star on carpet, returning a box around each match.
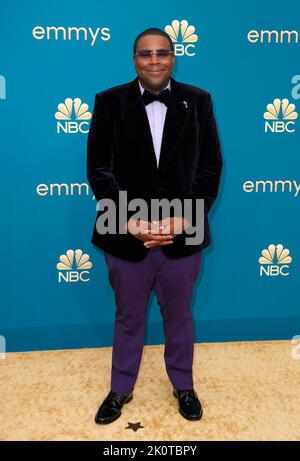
[125,421,144,432]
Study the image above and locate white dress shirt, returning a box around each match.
[138,79,171,168]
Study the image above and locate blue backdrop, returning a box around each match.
[1,0,299,352]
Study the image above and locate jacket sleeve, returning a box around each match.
[191,92,223,214]
[173,92,223,229]
[87,93,123,204]
[87,93,136,232]
[186,92,223,228]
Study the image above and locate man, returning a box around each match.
[87,27,222,424]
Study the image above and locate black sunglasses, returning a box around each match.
[135,49,174,59]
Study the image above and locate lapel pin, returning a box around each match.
[182,100,188,109]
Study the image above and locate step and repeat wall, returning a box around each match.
[1,0,299,352]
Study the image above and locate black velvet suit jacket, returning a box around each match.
[87,76,223,261]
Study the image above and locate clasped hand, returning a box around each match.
[124,217,190,248]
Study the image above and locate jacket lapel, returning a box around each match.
[159,76,191,173]
[122,76,191,174]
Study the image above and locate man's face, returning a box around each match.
[133,34,175,93]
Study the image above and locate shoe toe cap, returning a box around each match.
[95,404,120,422]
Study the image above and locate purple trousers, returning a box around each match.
[104,246,202,396]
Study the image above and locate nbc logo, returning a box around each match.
[0,75,6,100]
[258,244,292,277]
[165,19,198,56]
[55,98,92,134]
[56,249,93,283]
[264,98,298,133]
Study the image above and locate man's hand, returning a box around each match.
[142,217,191,249]
[123,219,174,247]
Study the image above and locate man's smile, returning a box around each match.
[146,70,164,74]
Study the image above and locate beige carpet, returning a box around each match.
[0,340,299,441]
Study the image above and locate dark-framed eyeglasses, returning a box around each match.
[134,49,174,59]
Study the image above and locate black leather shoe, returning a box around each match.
[95,390,133,424]
[173,388,203,421]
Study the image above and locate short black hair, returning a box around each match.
[133,27,174,54]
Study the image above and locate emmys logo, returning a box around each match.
[259,244,292,277]
[242,179,300,197]
[0,75,6,100]
[264,98,298,133]
[32,25,111,47]
[56,249,93,283]
[55,98,92,134]
[35,182,90,197]
[165,20,198,56]
[247,30,300,45]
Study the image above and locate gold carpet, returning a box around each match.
[0,340,299,441]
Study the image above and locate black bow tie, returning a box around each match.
[142,88,171,107]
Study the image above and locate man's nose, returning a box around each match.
[149,52,159,63]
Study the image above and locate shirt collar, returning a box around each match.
[138,78,171,95]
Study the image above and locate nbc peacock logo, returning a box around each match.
[259,243,292,277]
[56,249,93,283]
[55,97,92,134]
[263,98,298,133]
[164,19,198,56]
